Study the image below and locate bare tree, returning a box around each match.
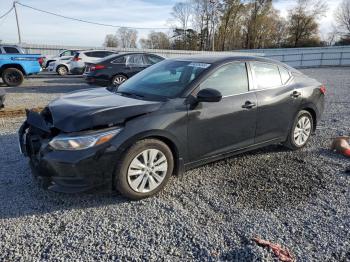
[336,0,350,35]
[286,0,327,47]
[103,34,119,47]
[171,1,192,45]
[116,27,138,48]
[191,0,210,50]
[139,31,171,49]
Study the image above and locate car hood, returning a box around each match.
[48,88,163,132]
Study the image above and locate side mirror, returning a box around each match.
[197,88,222,103]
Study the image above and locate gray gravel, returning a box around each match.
[0,73,87,109]
[0,68,349,261]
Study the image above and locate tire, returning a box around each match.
[2,68,24,87]
[115,139,174,200]
[284,110,313,150]
[111,74,127,86]
[56,65,68,76]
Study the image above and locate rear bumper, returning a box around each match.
[85,76,110,87]
[19,121,119,193]
[70,67,85,75]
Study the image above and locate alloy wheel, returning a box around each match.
[293,115,312,146]
[57,66,67,75]
[127,149,168,193]
[113,76,127,86]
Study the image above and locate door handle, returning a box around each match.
[291,91,301,98]
[242,101,256,109]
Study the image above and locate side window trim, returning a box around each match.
[278,66,292,85]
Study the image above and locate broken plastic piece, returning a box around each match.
[252,237,295,262]
[331,136,350,158]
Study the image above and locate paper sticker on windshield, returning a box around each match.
[188,63,211,69]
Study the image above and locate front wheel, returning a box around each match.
[115,139,174,200]
[284,110,313,150]
[2,68,24,87]
[57,65,68,76]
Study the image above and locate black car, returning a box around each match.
[0,88,5,108]
[19,56,325,200]
[84,53,164,87]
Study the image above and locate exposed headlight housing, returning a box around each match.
[49,128,122,151]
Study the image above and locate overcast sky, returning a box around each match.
[0,0,343,47]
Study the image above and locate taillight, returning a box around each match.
[91,64,105,71]
[320,85,326,95]
[38,57,43,64]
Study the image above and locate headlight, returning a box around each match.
[49,128,121,151]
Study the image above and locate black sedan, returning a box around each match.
[84,53,164,87]
[19,56,325,199]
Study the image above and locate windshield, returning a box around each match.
[116,60,211,99]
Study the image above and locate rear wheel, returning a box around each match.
[284,110,313,150]
[57,65,68,76]
[2,68,24,87]
[111,74,127,86]
[115,139,174,200]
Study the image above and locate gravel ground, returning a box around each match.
[0,73,87,109]
[0,68,349,261]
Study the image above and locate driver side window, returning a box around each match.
[200,62,249,97]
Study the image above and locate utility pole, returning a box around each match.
[13,1,22,44]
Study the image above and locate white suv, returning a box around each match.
[44,49,79,68]
[47,56,73,76]
[70,50,117,75]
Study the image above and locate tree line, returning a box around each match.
[104,0,350,50]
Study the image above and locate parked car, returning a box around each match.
[0,88,5,108]
[0,45,45,68]
[84,53,164,87]
[0,45,25,54]
[70,50,117,75]
[19,56,325,199]
[44,49,79,69]
[47,57,73,76]
[0,53,42,86]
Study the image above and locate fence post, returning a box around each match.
[340,51,343,66]
[300,53,304,67]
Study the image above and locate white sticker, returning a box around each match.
[188,63,211,69]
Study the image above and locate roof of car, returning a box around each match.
[172,55,282,64]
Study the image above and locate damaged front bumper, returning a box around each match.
[18,110,119,193]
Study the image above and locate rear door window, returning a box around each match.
[125,54,147,67]
[251,62,282,89]
[3,47,20,53]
